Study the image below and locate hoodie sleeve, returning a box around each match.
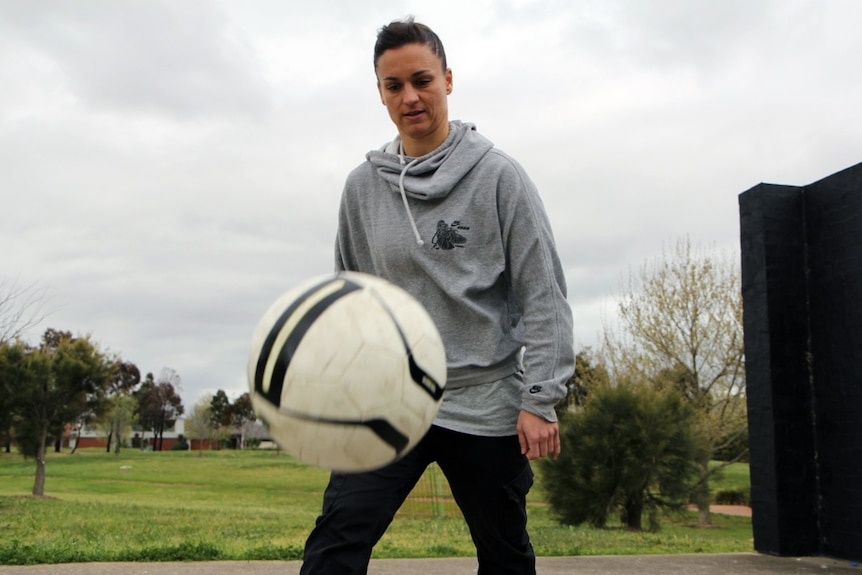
[334,190,351,273]
[494,151,575,422]
[334,165,373,274]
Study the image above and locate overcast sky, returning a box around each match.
[2,0,861,410]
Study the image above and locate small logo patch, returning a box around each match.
[528,385,543,394]
[432,220,469,250]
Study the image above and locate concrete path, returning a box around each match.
[0,554,859,575]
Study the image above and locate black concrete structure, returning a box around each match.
[739,162,862,561]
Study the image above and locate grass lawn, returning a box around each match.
[0,448,753,565]
[709,460,752,502]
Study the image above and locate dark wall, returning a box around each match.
[804,166,862,558]
[739,162,862,561]
[739,183,818,556]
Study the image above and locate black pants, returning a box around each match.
[300,425,536,575]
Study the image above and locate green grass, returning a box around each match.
[0,448,753,565]
[710,461,751,493]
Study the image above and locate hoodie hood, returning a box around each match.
[366,120,495,201]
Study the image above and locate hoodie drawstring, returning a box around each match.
[398,145,425,246]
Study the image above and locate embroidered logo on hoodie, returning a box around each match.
[432,220,469,250]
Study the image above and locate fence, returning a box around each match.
[397,462,463,519]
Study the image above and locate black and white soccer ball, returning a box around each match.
[247,271,446,472]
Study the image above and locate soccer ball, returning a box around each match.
[247,271,447,472]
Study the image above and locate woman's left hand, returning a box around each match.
[517,410,560,460]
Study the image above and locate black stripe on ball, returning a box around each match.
[364,285,445,401]
[277,406,411,456]
[254,277,361,407]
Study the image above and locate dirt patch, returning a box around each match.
[688,504,752,517]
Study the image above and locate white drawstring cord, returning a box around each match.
[397,144,425,246]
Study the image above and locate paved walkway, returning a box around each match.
[0,554,859,575]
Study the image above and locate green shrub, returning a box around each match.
[170,435,189,451]
[714,489,749,506]
[540,382,707,530]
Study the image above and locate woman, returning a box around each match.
[301,18,574,575]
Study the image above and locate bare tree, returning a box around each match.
[158,367,182,393]
[0,279,46,346]
[185,394,216,455]
[107,394,137,455]
[601,237,746,526]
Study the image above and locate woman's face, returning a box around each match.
[376,42,453,157]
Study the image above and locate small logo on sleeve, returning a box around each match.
[528,385,543,394]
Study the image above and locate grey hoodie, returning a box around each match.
[335,121,574,430]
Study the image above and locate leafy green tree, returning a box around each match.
[134,372,156,447]
[230,392,257,449]
[210,390,231,426]
[134,372,184,451]
[540,380,706,531]
[199,391,258,450]
[601,236,746,526]
[69,357,139,455]
[556,348,610,417]
[1,341,30,452]
[209,390,232,448]
[0,280,46,452]
[5,330,112,495]
[0,343,17,452]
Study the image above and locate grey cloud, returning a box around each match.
[3,0,862,409]
[0,0,271,120]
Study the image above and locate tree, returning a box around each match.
[134,371,184,451]
[193,390,260,450]
[556,348,610,418]
[0,279,45,346]
[230,393,256,450]
[601,236,746,526]
[185,394,216,455]
[0,341,36,453]
[157,367,182,394]
[153,368,184,450]
[0,280,47,453]
[105,394,137,455]
[134,372,156,448]
[209,390,232,449]
[540,380,705,530]
[101,360,141,454]
[5,330,112,495]
[0,343,19,453]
